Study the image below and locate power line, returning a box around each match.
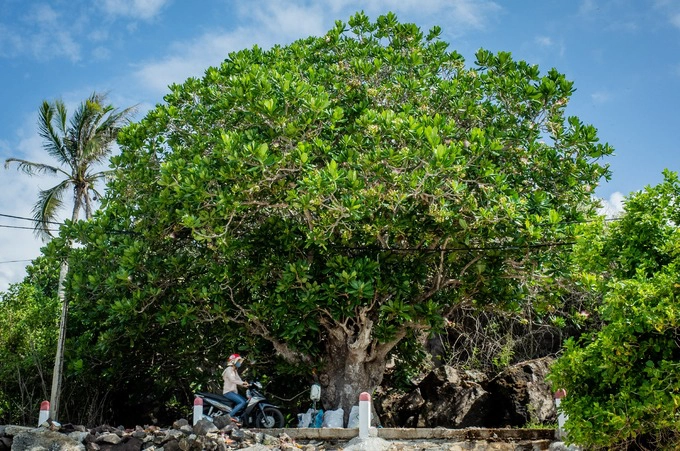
[0,259,34,264]
[0,212,65,226]
[0,224,59,232]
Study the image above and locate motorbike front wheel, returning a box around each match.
[255,406,285,428]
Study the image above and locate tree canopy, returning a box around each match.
[60,12,613,417]
[550,170,680,450]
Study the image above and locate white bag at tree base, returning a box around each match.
[297,408,315,428]
[322,407,344,428]
[347,405,360,428]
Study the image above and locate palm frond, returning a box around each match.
[4,158,67,177]
[32,181,70,240]
[38,101,70,165]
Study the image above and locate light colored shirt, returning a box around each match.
[222,365,245,394]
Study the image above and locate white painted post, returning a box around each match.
[358,392,371,439]
[38,400,50,426]
[555,388,567,440]
[193,397,203,425]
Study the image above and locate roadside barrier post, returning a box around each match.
[193,397,203,425]
[358,392,371,439]
[554,389,567,440]
[38,400,50,426]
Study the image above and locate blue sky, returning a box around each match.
[1,0,679,290]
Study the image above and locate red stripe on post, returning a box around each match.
[359,392,370,401]
[554,389,567,399]
[194,397,203,406]
[40,401,50,410]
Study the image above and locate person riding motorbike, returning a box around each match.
[222,353,249,422]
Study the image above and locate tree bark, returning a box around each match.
[317,311,407,425]
[49,260,69,421]
[49,201,81,421]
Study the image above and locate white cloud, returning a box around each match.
[535,36,553,47]
[133,0,503,93]
[0,127,49,292]
[133,2,329,93]
[0,4,83,62]
[591,90,612,104]
[579,0,599,16]
[100,0,171,20]
[598,192,625,218]
[134,31,251,93]
[671,13,680,29]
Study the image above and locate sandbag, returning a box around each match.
[322,407,344,428]
[347,405,360,428]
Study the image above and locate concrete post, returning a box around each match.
[554,388,567,439]
[358,392,371,439]
[193,397,203,425]
[38,400,50,426]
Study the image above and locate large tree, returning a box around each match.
[4,92,135,420]
[66,13,612,416]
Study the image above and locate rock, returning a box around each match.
[97,432,123,445]
[192,418,218,436]
[99,437,143,451]
[230,428,246,440]
[0,437,11,451]
[3,426,31,437]
[173,418,189,429]
[212,416,231,430]
[69,431,90,444]
[239,445,271,451]
[343,436,391,451]
[163,438,181,451]
[11,428,85,451]
[417,366,492,428]
[487,357,556,426]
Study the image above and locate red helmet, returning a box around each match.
[228,354,242,364]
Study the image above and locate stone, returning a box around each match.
[212,416,231,430]
[487,357,556,426]
[0,437,11,451]
[343,436,391,451]
[69,431,90,444]
[192,419,218,436]
[11,428,85,451]
[172,419,189,429]
[239,445,272,451]
[97,432,123,444]
[99,437,144,451]
[231,428,246,440]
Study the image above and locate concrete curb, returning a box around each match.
[256,427,556,441]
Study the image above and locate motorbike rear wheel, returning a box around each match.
[255,406,285,428]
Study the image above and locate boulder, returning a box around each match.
[378,359,557,428]
[487,357,557,426]
[11,428,85,451]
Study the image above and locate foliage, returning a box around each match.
[550,170,680,450]
[0,258,59,425]
[60,12,611,417]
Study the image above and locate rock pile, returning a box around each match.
[0,419,299,451]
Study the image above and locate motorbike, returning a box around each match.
[196,381,285,428]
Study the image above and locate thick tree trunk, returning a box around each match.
[318,341,386,425]
[317,310,407,425]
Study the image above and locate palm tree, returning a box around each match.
[5,92,135,421]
